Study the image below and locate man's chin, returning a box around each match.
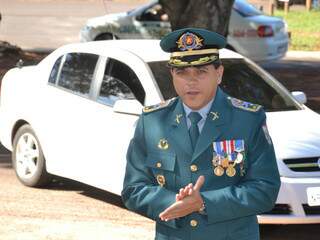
[183,101,202,110]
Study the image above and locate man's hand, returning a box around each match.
[175,182,193,201]
[159,175,205,221]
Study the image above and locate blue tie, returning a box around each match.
[188,112,202,149]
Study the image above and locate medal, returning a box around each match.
[212,155,220,166]
[221,158,229,168]
[226,165,236,177]
[214,166,224,176]
[235,152,243,163]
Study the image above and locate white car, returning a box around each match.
[80,0,289,62]
[0,40,319,224]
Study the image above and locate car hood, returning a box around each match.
[267,109,320,160]
[86,12,127,27]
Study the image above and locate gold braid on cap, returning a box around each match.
[169,55,218,67]
[171,48,219,58]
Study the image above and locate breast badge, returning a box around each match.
[158,139,169,150]
[212,140,245,177]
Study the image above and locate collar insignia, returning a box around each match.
[175,114,183,124]
[210,111,219,121]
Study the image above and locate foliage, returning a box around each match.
[274,9,320,51]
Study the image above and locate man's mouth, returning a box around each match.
[186,91,200,96]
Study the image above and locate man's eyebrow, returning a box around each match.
[198,66,209,70]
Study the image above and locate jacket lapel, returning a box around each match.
[192,88,231,162]
[167,98,193,157]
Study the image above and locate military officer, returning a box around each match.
[121,28,280,240]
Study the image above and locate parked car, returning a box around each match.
[0,40,319,224]
[80,0,289,62]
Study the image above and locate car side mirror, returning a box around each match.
[113,99,143,115]
[291,91,307,104]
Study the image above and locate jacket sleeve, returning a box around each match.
[121,115,179,229]
[201,111,281,224]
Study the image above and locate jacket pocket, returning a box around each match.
[146,151,176,189]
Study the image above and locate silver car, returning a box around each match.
[80,0,289,61]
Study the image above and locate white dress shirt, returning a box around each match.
[183,98,214,133]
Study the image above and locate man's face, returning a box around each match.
[171,64,224,110]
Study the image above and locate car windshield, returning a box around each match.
[147,59,302,112]
[233,0,262,17]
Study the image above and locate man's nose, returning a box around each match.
[186,72,199,83]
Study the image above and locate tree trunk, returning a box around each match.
[159,0,234,37]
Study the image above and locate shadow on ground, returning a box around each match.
[260,224,320,240]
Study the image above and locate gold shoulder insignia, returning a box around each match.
[228,97,262,112]
[143,98,176,113]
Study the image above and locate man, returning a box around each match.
[122,28,280,240]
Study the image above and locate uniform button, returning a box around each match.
[190,219,198,227]
[190,164,198,172]
[156,162,162,168]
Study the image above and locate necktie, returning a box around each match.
[188,112,202,149]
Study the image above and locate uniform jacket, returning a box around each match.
[122,88,280,240]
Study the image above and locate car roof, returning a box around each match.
[55,40,243,63]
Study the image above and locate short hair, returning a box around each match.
[212,59,222,69]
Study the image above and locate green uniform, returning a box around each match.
[122,88,280,240]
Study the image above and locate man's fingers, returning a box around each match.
[193,175,205,191]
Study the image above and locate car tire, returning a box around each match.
[95,33,117,41]
[12,124,51,187]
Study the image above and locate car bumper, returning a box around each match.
[258,177,320,224]
[229,36,289,62]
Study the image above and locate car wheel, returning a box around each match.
[12,124,51,187]
[95,33,117,41]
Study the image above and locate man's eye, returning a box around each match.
[175,70,185,75]
[199,69,208,73]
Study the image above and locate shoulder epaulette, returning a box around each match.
[227,97,262,112]
[143,98,176,113]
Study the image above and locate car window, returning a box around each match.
[147,59,301,112]
[48,56,63,84]
[220,59,300,111]
[57,53,99,96]
[137,3,168,22]
[233,0,262,17]
[97,58,146,106]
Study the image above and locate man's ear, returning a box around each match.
[217,65,224,84]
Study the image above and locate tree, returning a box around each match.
[159,0,235,37]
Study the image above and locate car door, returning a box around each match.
[76,56,146,194]
[43,52,103,181]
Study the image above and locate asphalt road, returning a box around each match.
[0,0,148,50]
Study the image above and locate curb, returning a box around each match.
[284,51,320,60]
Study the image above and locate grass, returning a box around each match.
[274,8,320,51]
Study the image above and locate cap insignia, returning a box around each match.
[176,32,203,51]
